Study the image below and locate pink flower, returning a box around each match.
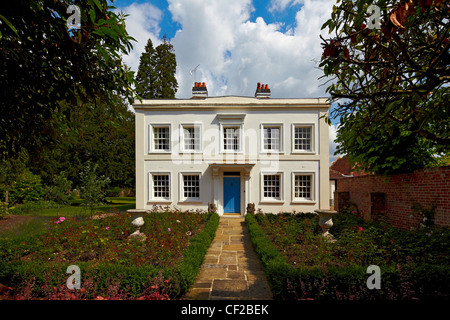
[168,228,171,232]
[55,217,66,224]
[106,226,109,230]
[358,227,363,231]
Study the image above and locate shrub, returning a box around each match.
[44,172,73,207]
[4,170,44,204]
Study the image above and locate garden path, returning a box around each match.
[183,216,272,300]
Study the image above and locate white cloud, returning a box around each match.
[269,0,303,12]
[170,0,332,98]
[118,0,334,99]
[329,124,343,165]
[116,2,163,71]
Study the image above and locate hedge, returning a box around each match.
[245,213,450,300]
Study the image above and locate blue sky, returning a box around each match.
[113,0,304,38]
[110,0,341,161]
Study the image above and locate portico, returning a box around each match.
[210,163,254,216]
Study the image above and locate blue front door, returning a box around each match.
[223,177,241,213]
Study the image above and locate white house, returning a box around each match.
[133,83,331,216]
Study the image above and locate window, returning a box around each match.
[182,174,200,201]
[182,125,201,152]
[262,124,282,152]
[217,113,245,153]
[292,173,315,202]
[223,126,241,151]
[293,126,312,152]
[150,125,171,152]
[261,173,283,202]
[149,173,171,202]
[294,175,311,199]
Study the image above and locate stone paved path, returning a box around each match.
[183,216,273,300]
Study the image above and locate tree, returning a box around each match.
[0,0,136,163]
[135,35,178,99]
[135,38,158,99]
[31,94,135,191]
[45,172,73,214]
[79,161,110,215]
[154,35,178,99]
[0,148,28,204]
[320,0,449,175]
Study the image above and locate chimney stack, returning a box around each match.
[192,82,208,98]
[255,82,270,98]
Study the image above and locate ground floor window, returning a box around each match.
[149,173,170,201]
[182,173,200,201]
[293,173,313,201]
[261,173,282,201]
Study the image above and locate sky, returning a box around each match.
[110,0,341,163]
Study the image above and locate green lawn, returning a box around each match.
[11,197,136,217]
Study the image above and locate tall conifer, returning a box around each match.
[136,36,178,99]
[135,39,157,99]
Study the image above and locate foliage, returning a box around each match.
[320,0,449,175]
[246,211,450,299]
[1,169,45,205]
[0,148,28,204]
[0,0,136,169]
[0,202,8,219]
[79,162,110,214]
[135,38,158,99]
[411,202,436,230]
[0,209,219,299]
[135,35,178,99]
[31,94,136,190]
[44,172,73,207]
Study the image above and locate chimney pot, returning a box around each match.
[192,81,208,98]
[255,82,270,98]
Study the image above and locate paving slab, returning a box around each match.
[183,216,273,300]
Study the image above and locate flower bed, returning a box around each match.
[0,208,219,299]
[246,210,450,300]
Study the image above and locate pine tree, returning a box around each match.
[136,36,178,99]
[154,35,178,99]
[135,39,157,99]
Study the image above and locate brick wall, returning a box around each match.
[335,166,450,230]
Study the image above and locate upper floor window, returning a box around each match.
[293,125,312,152]
[262,124,282,152]
[150,124,171,153]
[217,114,245,153]
[181,125,201,152]
[223,126,241,151]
